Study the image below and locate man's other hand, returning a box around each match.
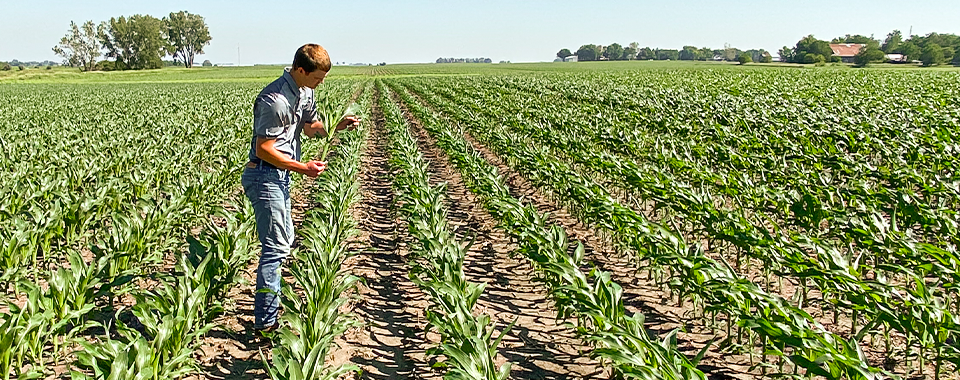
[303,161,326,178]
[337,116,361,131]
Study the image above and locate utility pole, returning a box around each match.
[909,26,913,37]
[238,44,241,66]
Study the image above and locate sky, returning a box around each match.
[1,0,958,65]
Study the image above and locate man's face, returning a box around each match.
[297,67,328,89]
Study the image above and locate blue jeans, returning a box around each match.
[241,165,293,329]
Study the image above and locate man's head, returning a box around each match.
[291,44,331,89]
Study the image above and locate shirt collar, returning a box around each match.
[282,68,300,92]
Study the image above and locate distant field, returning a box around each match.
[1,59,957,84]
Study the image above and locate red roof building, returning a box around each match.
[830,44,866,63]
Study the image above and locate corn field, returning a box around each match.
[2,65,959,380]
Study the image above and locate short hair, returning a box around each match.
[292,44,331,73]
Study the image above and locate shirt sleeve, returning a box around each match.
[303,90,319,124]
[253,95,290,139]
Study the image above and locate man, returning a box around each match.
[241,44,359,335]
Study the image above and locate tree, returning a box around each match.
[679,46,700,61]
[52,20,102,72]
[882,30,902,53]
[954,49,960,66]
[656,49,679,61]
[604,43,624,60]
[792,35,833,63]
[576,44,602,61]
[723,43,737,61]
[908,33,960,52]
[761,54,773,63]
[898,42,921,61]
[99,15,166,70]
[941,47,955,65]
[202,59,212,67]
[854,45,885,67]
[163,11,211,68]
[637,47,655,60]
[737,53,752,65]
[921,43,945,66]
[556,48,572,60]
[699,47,713,61]
[832,34,880,48]
[777,46,794,62]
[627,42,639,59]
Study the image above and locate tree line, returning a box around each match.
[0,60,60,71]
[778,31,960,67]
[559,31,960,68]
[52,11,212,71]
[558,43,771,64]
[435,57,493,64]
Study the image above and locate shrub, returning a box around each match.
[94,60,116,72]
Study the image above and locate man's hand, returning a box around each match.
[302,161,326,178]
[336,116,362,131]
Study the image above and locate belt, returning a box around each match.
[246,158,280,169]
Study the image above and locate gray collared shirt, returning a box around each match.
[248,68,318,164]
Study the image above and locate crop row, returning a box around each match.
[262,83,372,380]
[377,81,513,379]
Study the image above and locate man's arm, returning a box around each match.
[303,116,362,138]
[255,137,324,177]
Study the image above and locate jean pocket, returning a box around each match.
[253,180,287,202]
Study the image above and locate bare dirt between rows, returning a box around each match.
[395,90,609,379]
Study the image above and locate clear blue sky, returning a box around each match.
[1,0,957,64]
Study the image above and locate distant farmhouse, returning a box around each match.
[830,43,865,63]
[884,53,909,63]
